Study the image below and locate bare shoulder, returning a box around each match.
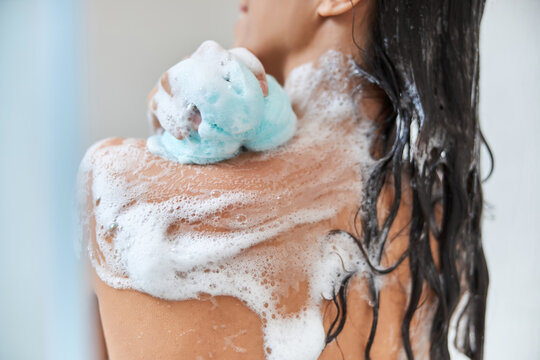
[77,136,335,247]
[78,135,347,209]
[80,137,299,200]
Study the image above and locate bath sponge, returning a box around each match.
[147,41,297,164]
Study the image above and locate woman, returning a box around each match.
[79,0,490,359]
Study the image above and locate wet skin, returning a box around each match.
[86,0,440,358]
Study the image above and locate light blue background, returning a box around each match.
[0,0,89,359]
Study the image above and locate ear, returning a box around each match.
[317,0,363,17]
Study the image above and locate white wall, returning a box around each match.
[84,1,540,358]
[480,0,540,358]
[84,0,237,144]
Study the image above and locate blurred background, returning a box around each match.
[0,0,538,359]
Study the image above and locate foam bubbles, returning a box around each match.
[78,49,378,359]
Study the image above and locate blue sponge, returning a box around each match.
[147,41,297,165]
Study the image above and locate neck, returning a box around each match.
[283,50,357,118]
[281,21,357,85]
[266,4,372,85]
[283,48,385,126]
[268,5,383,123]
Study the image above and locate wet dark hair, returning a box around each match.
[326,1,492,359]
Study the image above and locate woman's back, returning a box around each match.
[80,52,435,359]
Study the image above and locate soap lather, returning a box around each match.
[147,40,298,165]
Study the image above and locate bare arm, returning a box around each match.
[92,293,108,360]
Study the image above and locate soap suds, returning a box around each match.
[79,49,379,360]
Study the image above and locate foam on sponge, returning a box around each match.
[146,40,297,164]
